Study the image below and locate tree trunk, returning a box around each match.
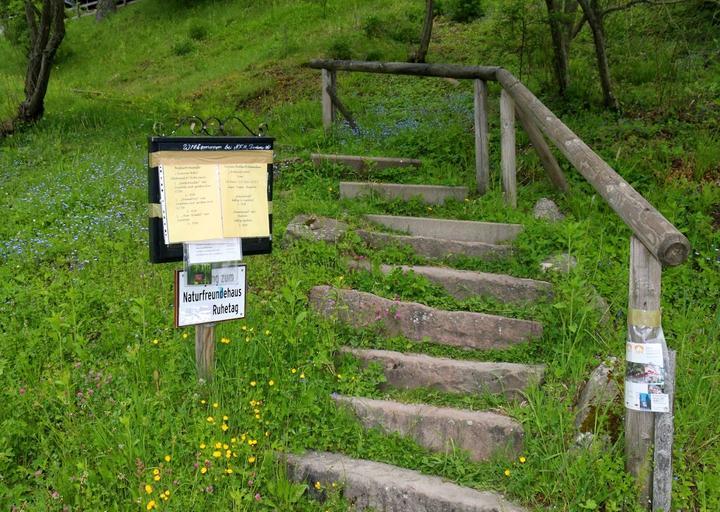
[577,0,619,110]
[96,0,117,22]
[410,0,434,63]
[544,0,576,96]
[17,0,65,124]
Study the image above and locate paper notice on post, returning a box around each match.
[219,162,270,238]
[160,163,224,243]
[186,238,242,264]
[626,342,664,366]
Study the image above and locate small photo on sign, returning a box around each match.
[187,263,213,285]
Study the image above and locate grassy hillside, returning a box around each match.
[0,0,718,510]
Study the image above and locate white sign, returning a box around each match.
[175,266,246,327]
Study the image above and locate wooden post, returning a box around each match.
[195,323,216,382]
[326,86,358,131]
[653,350,676,512]
[626,235,662,509]
[516,105,570,194]
[500,89,517,207]
[474,80,490,195]
[321,68,336,131]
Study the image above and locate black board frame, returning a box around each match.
[148,136,274,264]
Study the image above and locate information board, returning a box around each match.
[148,136,274,263]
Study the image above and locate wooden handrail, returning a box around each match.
[307,59,499,81]
[495,69,689,266]
[307,59,690,266]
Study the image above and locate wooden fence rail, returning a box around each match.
[307,59,689,510]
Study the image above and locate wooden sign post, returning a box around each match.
[195,323,215,382]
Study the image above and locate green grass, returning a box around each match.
[1,0,719,510]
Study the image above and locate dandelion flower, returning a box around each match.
[153,474,161,482]
[223,444,229,450]
[153,469,160,476]
[519,456,526,464]
[200,443,206,449]
[164,455,171,462]
[214,442,222,449]
[146,500,156,510]
[248,456,256,464]
[504,469,511,477]
[213,451,222,458]
[223,416,229,421]
[145,484,153,494]
[200,467,207,474]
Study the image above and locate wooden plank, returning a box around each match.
[321,69,336,130]
[653,350,676,512]
[311,154,421,171]
[474,80,490,195]
[515,103,569,194]
[626,235,662,509]
[195,323,215,382]
[500,89,517,207]
[496,69,689,266]
[326,85,358,131]
[308,59,499,81]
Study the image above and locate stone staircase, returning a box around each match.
[286,155,557,512]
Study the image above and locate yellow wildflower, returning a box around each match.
[241,325,247,331]
[264,330,270,335]
[200,399,206,404]
[504,469,511,477]
[268,380,275,386]
[220,337,230,344]
[214,442,222,449]
[182,332,188,339]
[152,339,158,345]
[146,500,156,510]
[207,416,214,423]
[225,450,232,458]
[153,474,160,482]
[200,443,206,449]
[248,456,256,464]
[212,402,219,409]
[255,414,261,419]
[314,481,322,490]
[221,423,229,432]
[144,484,153,494]
[519,456,526,464]
[164,455,171,462]
[223,415,229,421]
[223,444,229,450]
[213,450,222,458]
[200,467,207,474]
[300,373,305,379]
[250,381,256,387]
[291,368,297,374]
[152,469,160,476]
[225,468,234,474]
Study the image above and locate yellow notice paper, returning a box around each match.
[220,163,270,238]
[162,163,223,243]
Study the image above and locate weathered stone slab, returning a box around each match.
[540,253,577,273]
[340,182,468,204]
[357,230,511,260]
[285,215,348,244]
[574,357,622,434]
[364,214,523,244]
[311,153,421,171]
[285,451,526,512]
[348,260,552,303]
[309,286,542,350]
[333,395,522,461]
[340,347,545,399]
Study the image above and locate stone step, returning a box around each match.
[340,182,468,204]
[309,286,543,350]
[357,230,511,260]
[348,260,552,303]
[365,214,523,244]
[311,153,421,171]
[333,395,523,461]
[285,451,526,512]
[340,347,545,399]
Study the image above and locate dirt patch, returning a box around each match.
[239,65,318,113]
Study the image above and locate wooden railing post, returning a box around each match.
[626,235,662,508]
[500,89,517,207]
[322,68,336,131]
[195,323,216,382]
[473,79,490,195]
[516,105,569,194]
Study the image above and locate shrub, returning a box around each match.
[362,15,385,38]
[171,39,195,56]
[444,0,484,23]
[327,37,352,60]
[188,24,209,41]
